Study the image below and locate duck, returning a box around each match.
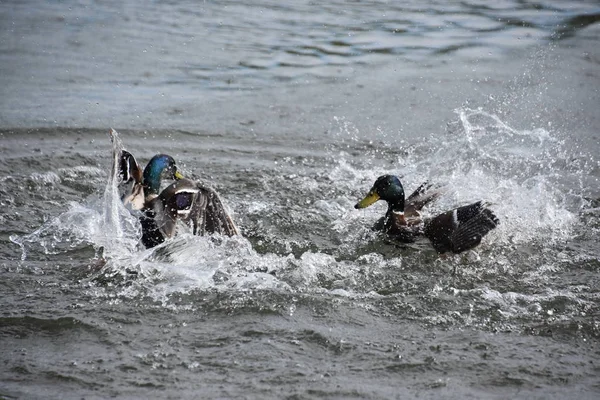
[112,133,239,248]
[354,175,499,254]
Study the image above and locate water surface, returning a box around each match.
[1,1,600,399]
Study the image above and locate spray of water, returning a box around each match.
[10,111,590,308]
[10,129,140,262]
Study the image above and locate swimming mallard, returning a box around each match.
[113,136,239,248]
[355,175,499,254]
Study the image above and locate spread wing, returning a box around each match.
[449,202,499,253]
[424,201,499,254]
[404,181,442,217]
[109,129,145,210]
[118,150,145,210]
[160,179,239,238]
[119,150,142,185]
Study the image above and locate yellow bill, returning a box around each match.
[355,190,380,209]
[174,170,185,180]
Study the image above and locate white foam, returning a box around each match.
[11,113,590,304]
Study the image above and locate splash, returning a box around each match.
[9,112,591,309]
[337,107,581,251]
[440,108,578,245]
[10,130,141,262]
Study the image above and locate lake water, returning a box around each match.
[1,0,600,399]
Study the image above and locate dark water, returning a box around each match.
[1,1,600,399]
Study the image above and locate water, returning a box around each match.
[1,1,600,399]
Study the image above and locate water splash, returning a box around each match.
[442,108,579,245]
[10,129,141,262]
[341,107,581,249]
[9,112,592,310]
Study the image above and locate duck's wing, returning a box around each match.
[404,181,442,217]
[424,201,499,254]
[194,185,239,236]
[118,150,145,210]
[119,150,142,184]
[159,179,239,238]
[109,129,145,210]
[449,202,499,253]
[140,199,167,248]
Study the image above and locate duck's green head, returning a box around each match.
[355,175,405,211]
[143,154,184,195]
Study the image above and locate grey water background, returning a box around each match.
[1,0,600,399]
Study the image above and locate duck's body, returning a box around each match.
[355,175,498,254]
[111,131,238,248]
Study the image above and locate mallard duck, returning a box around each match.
[355,175,499,254]
[113,137,239,248]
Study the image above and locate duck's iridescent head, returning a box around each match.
[355,175,405,211]
[143,154,184,195]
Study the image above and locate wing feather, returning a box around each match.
[450,205,499,253]
[161,179,239,237]
[404,181,442,217]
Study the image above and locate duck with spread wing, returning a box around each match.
[355,175,498,254]
[111,130,238,248]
